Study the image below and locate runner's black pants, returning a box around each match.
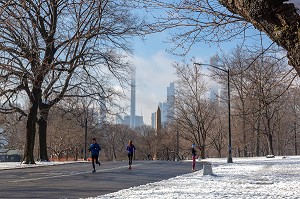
[91,154,99,170]
[128,152,133,165]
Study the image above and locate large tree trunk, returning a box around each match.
[217,148,222,158]
[294,122,298,155]
[38,104,50,161]
[242,114,247,157]
[255,127,260,157]
[38,118,48,161]
[219,0,300,74]
[23,88,41,164]
[23,104,38,164]
[267,133,275,155]
[200,145,205,159]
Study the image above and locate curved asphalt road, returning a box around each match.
[0,161,204,199]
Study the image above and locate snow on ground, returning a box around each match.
[91,156,300,199]
[0,161,80,170]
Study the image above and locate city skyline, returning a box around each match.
[124,25,274,125]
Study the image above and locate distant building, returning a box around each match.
[151,112,156,129]
[159,102,168,126]
[166,82,175,121]
[130,68,136,128]
[118,115,144,128]
[134,115,144,127]
[98,95,107,125]
[152,82,175,128]
[123,115,131,126]
[167,82,175,101]
[156,106,162,133]
[116,67,146,128]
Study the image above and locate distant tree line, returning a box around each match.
[171,44,299,158]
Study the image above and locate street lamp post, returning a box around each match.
[84,117,88,161]
[194,63,233,163]
[83,99,88,161]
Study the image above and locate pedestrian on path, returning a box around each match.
[126,140,136,169]
[89,138,101,172]
[192,143,197,172]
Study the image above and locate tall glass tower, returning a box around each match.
[130,67,136,128]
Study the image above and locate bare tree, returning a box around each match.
[210,46,254,157]
[135,125,156,160]
[210,44,297,156]
[0,0,152,163]
[141,0,300,75]
[209,112,227,158]
[47,119,82,161]
[173,61,218,159]
[99,124,136,161]
[140,0,247,55]
[285,87,300,155]
[249,60,295,156]
[0,112,26,151]
[268,84,300,156]
[218,0,300,74]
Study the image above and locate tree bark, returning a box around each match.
[255,126,260,157]
[242,114,247,157]
[219,0,300,74]
[217,148,222,158]
[294,121,297,155]
[23,88,41,164]
[267,133,275,155]
[38,118,48,161]
[23,104,38,164]
[200,145,205,159]
[38,104,50,161]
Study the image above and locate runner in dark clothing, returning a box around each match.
[126,140,136,169]
[88,138,101,172]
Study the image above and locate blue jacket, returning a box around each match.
[89,143,101,156]
[126,144,136,154]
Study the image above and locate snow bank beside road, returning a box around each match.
[0,161,81,170]
[94,156,300,199]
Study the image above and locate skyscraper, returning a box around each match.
[116,66,144,128]
[99,94,106,125]
[152,82,175,128]
[151,112,156,129]
[130,67,136,128]
[167,82,175,101]
[166,82,175,122]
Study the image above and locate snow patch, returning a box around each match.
[0,161,82,170]
[92,156,300,199]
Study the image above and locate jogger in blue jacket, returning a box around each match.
[89,138,101,172]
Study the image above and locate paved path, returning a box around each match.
[0,161,204,199]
